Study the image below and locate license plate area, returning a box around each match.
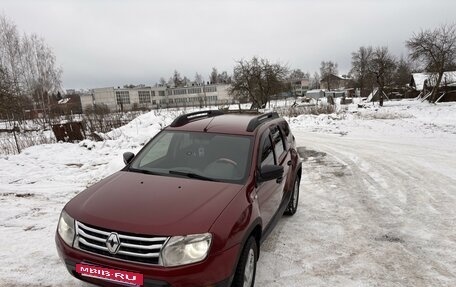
[76,263,144,286]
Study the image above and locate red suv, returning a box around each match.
[56,110,302,287]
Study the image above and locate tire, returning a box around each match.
[284,176,300,216]
[231,237,258,287]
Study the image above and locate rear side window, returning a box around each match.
[261,135,275,167]
[279,121,292,143]
[271,126,285,158]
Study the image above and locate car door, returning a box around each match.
[256,126,287,228]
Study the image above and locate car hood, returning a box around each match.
[65,171,243,236]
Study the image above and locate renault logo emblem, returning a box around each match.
[106,233,120,254]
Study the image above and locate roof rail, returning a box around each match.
[170,110,224,127]
[221,109,261,115]
[246,112,279,132]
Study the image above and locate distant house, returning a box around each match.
[409,71,456,91]
[288,78,310,97]
[49,93,83,115]
[320,74,351,90]
[409,71,456,102]
[305,89,325,99]
[61,94,83,114]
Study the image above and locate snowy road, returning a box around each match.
[257,131,456,286]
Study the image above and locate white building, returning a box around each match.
[289,78,310,96]
[80,84,233,113]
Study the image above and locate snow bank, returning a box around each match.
[287,99,456,139]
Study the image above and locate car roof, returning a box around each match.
[165,111,280,136]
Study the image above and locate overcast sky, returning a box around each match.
[2,0,455,89]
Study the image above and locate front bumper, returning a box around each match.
[56,233,237,287]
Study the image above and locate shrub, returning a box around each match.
[277,105,336,117]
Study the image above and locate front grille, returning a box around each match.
[75,221,169,265]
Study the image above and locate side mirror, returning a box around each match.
[123,152,135,165]
[258,165,284,182]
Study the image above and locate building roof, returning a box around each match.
[411,71,456,91]
[320,74,352,82]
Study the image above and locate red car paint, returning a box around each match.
[56,111,301,287]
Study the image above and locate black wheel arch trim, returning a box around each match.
[226,218,262,286]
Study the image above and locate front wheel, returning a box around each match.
[284,176,300,216]
[232,237,258,287]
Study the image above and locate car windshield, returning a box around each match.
[129,131,253,183]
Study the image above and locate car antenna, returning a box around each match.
[203,116,216,132]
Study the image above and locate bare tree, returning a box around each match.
[0,15,23,96]
[207,68,231,84]
[368,46,396,106]
[217,71,231,84]
[194,73,203,85]
[289,69,306,80]
[172,70,183,87]
[0,15,62,125]
[209,67,218,84]
[0,65,14,116]
[350,46,374,97]
[394,56,413,88]
[228,57,289,109]
[182,76,191,87]
[407,24,456,102]
[83,103,110,133]
[23,34,62,127]
[309,72,320,89]
[159,77,167,86]
[167,77,174,87]
[320,61,338,90]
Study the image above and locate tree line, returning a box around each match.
[347,24,456,105]
[154,67,232,89]
[0,15,62,124]
[229,23,456,107]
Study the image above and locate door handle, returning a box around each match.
[287,160,292,166]
[276,176,283,183]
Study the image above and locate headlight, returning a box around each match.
[57,210,75,246]
[160,233,212,267]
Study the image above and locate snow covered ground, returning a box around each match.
[1,99,456,286]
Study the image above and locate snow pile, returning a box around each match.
[288,99,456,139]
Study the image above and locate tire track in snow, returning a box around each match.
[256,132,456,287]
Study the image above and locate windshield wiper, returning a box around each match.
[128,168,166,176]
[168,170,219,182]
